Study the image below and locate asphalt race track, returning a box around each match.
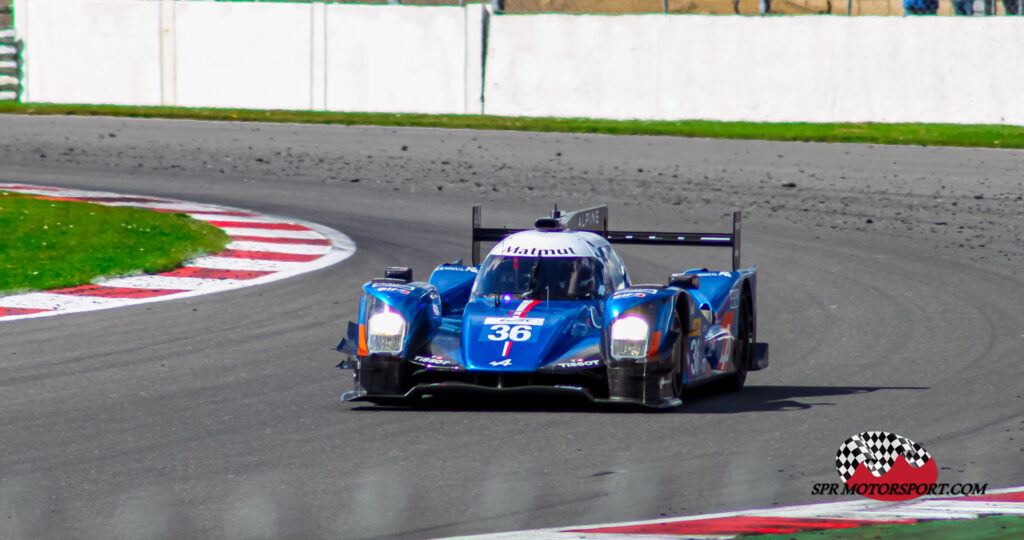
[1,115,1022,539]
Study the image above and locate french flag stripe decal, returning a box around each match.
[503,300,541,357]
[514,299,540,317]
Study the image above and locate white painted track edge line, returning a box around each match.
[444,487,1024,536]
[0,293,141,310]
[440,533,733,540]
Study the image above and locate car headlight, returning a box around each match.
[366,299,407,355]
[610,315,650,360]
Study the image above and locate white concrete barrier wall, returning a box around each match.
[12,1,1024,125]
[16,0,480,114]
[324,4,470,114]
[463,4,487,116]
[18,0,162,106]
[175,3,480,113]
[484,15,1024,125]
[175,3,314,110]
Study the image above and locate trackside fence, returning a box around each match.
[0,28,21,101]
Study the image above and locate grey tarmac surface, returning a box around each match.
[0,115,1022,539]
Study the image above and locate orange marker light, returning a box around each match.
[357,324,368,356]
[647,331,662,358]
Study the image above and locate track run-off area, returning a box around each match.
[0,115,1022,539]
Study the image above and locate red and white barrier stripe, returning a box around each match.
[0,184,355,321]
[446,486,1024,539]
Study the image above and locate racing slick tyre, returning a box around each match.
[723,292,752,392]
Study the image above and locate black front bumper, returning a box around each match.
[340,355,681,408]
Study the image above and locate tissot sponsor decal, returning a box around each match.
[810,431,986,501]
[412,355,457,367]
[554,358,600,369]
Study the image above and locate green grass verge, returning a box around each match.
[0,191,230,294]
[2,101,1024,149]
[748,515,1024,540]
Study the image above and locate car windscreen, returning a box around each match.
[472,256,599,301]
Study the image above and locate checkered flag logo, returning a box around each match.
[835,431,932,483]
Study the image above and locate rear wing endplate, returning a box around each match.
[471,205,742,270]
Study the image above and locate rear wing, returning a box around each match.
[471,205,742,270]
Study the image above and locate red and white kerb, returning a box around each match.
[0,184,355,322]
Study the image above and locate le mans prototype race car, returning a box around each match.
[337,205,768,408]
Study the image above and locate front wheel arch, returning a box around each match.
[723,286,753,392]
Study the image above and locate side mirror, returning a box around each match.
[384,266,413,283]
[668,273,699,289]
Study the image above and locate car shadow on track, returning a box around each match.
[679,384,930,414]
[344,384,928,414]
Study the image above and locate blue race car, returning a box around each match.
[337,205,768,408]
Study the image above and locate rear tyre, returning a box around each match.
[723,292,752,392]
